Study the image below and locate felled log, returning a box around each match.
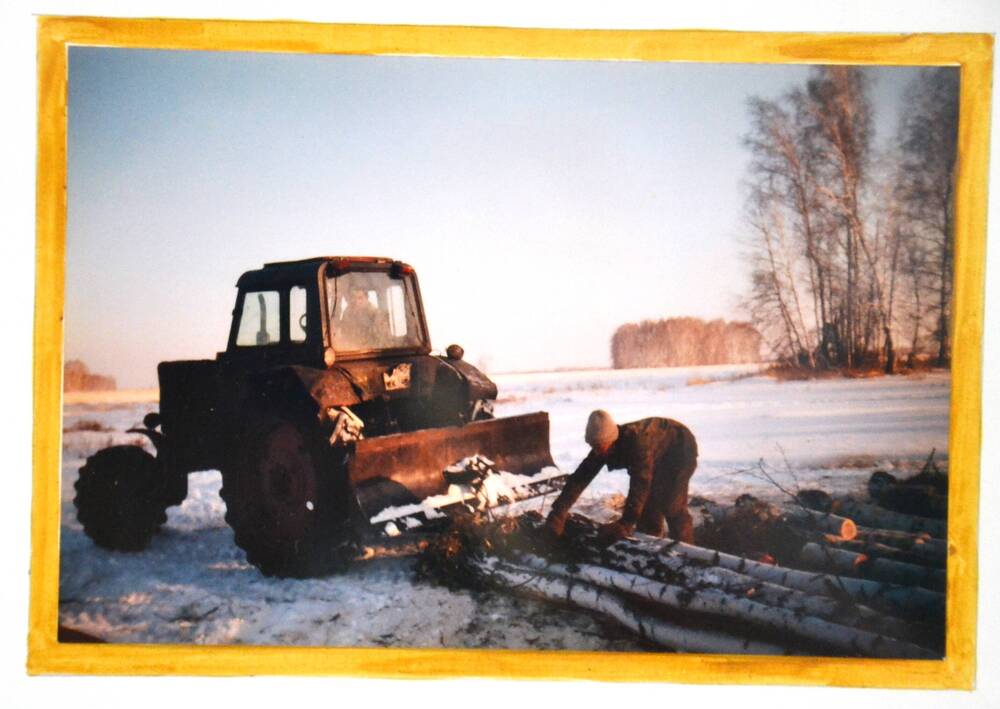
[693,496,856,565]
[833,498,946,538]
[799,543,946,592]
[855,527,949,559]
[420,511,945,654]
[625,533,944,622]
[546,537,916,643]
[799,542,869,576]
[799,494,946,539]
[552,543,932,650]
[469,556,789,655]
[823,535,946,568]
[515,514,939,646]
[781,505,858,540]
[697,496,857,540]
[512,553,936,659]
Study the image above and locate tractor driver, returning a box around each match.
[338,288,390,349]
[544,410,699,544]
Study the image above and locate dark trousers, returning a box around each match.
[636,461,697,543]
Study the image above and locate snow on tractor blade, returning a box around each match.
[369,456,567,537]
[347,411,560,526]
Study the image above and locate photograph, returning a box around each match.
[54,42,960,660]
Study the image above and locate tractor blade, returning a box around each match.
[348,412,556,517]
[368,466,567,536]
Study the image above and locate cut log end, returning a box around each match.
[841,518,858,541]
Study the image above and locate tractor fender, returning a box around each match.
[436,356,498,402]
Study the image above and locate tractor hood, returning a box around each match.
[283,354,497,411]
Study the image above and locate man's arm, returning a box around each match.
[546,451,605,527]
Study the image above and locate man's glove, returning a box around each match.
[544,511,567,538]
[596,520,633,545]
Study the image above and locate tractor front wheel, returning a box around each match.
[220,411,359,578]
[74,445,170,551]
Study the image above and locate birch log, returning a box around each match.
[781,505,858,540]
[625,534,945,622]
[812,498,946,538]
[696,498,857,540]
[517,515,943,624]
[472,557,788,655]
[823,536,946,568]
[855,527,949,558]
[514,554,936,659]
[555,537,924,645]
[799,543,946,592]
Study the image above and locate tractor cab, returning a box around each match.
[221,257,431,368]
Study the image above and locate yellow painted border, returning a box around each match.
[29,17,992,687]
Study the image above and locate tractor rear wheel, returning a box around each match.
[220,411,359,578]
[74,445,169,551]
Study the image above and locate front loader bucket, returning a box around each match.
[347,412,555,518]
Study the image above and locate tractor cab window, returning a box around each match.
[326,271,426,352]
[236,290,280,346]
[290,285,308,343]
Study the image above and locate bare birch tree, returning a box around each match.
[896,68,959,366]
[797,67,875,367]
[740,66,956,372]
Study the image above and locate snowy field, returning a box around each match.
[58,364,950,650]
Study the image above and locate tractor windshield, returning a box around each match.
[326,270,427,353]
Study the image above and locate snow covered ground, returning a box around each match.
[58,364,950,649]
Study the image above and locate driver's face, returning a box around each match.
[351,291,368,307]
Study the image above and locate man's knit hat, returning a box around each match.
[584,409,619,449]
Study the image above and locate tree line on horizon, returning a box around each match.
[611,317,762,369]
[64,359,117,392]
[742,66,957,372]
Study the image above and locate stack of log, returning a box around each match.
[419,465,947,657]
[691,494,946,594]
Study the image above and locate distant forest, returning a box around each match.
[742,67,957,372]
[64,360,116,392]
[611,318,762,369]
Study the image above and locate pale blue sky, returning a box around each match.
[66,48,922,387]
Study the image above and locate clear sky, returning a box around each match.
[66,48,922,387]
